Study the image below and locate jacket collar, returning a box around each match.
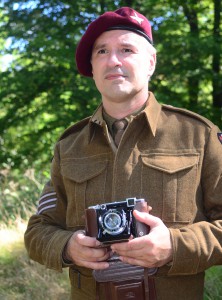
[142,91,162,137]
[88,91,161,142]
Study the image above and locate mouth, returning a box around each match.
[105,73,126,80]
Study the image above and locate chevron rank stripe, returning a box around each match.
[37,191,57,215]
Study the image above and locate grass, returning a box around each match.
[0,222,70,300]
[0,222,222,300]
[204,266,222,300]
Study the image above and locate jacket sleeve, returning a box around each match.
[167,125,222,275]
[24,144,74,272]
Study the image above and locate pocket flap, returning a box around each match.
[61,159,108,183]
[141,154,199,174]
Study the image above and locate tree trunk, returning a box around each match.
[182,2,200,106]
[212,0,222,108]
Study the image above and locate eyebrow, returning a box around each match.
[93,43,107,51]
[93,42,136,51]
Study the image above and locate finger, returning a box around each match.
[118,255,150,268]
[80,245,111,261]
[96,252,111,262]
[111,236,145,252]
[73,248,111,267]
[133,210,161,228]
[111,241,130,252]
[91,248,112,261]
[119,255,158,269]
[147,205,152,213]
[75,233,101,248]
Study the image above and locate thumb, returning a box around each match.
[133,210,161,228]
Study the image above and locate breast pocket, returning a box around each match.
[141,153,200,225]
[61,157,108,228]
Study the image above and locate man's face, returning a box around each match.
[91,30,156,104]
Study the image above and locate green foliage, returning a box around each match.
[0,226,221,299]
[204,266,222,300]
[0,228,70,299]
[0,3,221,297]
[0,167,48,224]
[0,0,221,171]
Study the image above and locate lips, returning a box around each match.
[105,73,126,80]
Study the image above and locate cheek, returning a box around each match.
[91,72,104,93]
[91,64,99,81]
[91,59,98,77]
[140,60,152,78]
[93,70,102,83]
[134,61,150,80]
[91,61,104,79]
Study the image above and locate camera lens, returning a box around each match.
[101,209,126,235]
[104,212,121,230]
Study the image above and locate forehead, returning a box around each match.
[93,29,147,48]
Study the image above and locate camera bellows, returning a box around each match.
[112,119,128,147]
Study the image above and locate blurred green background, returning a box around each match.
[0,0,221,299]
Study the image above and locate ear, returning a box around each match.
[147,53,156,76]
[90,59,94,78]
[91,68,95,80]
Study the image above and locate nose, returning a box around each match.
[107,51,122,67]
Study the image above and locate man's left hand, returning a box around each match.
[111,210,173,268]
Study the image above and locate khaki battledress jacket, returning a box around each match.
[25,92,222,300]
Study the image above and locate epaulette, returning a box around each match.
[162,104,214,128]
[59,116,91,141]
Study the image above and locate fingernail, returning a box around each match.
[96,240,101,247]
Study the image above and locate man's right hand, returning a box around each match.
[65,230,111,270]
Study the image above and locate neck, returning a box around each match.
[102,91,149,119]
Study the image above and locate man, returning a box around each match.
[24,7,222,300]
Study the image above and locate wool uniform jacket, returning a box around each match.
[25,92,222,300]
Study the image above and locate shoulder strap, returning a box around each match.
[59,117,91,141]
[162,104,213,128]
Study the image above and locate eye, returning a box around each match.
[122,48,133,53]
[97,49,108,54]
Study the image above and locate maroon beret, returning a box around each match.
[75,7,153,77]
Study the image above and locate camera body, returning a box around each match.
[85,198,149,245]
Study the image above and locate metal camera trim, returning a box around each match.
[86,197,148,244]
[99,209,127,235]
[88,197,144,210]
